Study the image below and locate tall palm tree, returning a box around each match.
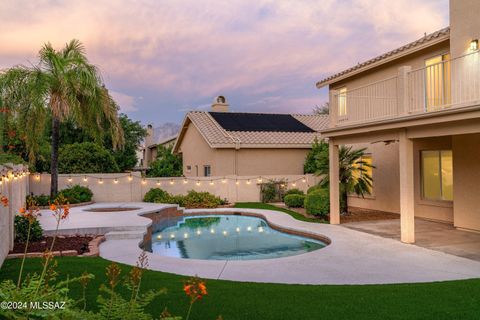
[312,141,374,213]
[0,40,124,196]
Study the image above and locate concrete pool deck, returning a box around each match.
[38,202,480,285]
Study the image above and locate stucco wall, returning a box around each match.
[330,41,450,92]
[178,122,310,177]
[450,0,480,58]
[0,164,28,267]
[452,133,480,231]
[29,173,320,203]
[348,142,400,214]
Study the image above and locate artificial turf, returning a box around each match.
[1,257,479,319]
[234,202,325,223]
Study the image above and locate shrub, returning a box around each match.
[143,188,172,203]
[14,215,43,243]
[285,188,305,196]
[27,194,50,207]
[307,185,322,194]
[304,188,329,217]
[182,190,223,208]
[58,185,93,204]
[146,145,183,177]
[0,153,25,165]
[284,194,305,208]
[58,142,120,173]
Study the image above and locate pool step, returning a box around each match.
[105,230,145,240]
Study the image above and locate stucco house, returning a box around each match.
[318,0,480,243]
[172,96,328,177]
[141,126,178,169]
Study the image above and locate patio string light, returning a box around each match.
[29,173,309,189]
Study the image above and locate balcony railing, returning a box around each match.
[329,50,480,127]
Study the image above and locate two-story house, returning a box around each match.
[317,0,480,243]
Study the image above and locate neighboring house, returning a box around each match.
[142,126,178,168]
[317,0,480,243]
[172,96,328,177]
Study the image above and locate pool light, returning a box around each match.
[157,234,162,239]
[196,230,201,235]
[222,230,228,236]
[184,233,189,239]
[210,229,215,234]
[170,233,175,239]
[258,227,264,233]
[247,226,252,231]
[236,227,240,232]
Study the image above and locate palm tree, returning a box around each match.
[0,40,124,196]
[311,140,374,213]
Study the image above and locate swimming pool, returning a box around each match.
[149,215,326,260]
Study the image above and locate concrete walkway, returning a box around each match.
[343,218,480,261]
[39,203,480,285]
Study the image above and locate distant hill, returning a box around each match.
[153,122,180,144]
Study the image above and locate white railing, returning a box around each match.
[330,76,398,126]
[408,50,480,114]
[330,50,480,127]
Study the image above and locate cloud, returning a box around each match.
[109,91,138,113]
[0,0,449,124]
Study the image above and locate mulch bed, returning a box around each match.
[10,236,93,255]
[340,207,399,223]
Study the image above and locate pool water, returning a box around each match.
[150,215,326,260]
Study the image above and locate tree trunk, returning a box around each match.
[341,189,348,214]
[50,117,60,197]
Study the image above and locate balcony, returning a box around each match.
[329,50,480,128]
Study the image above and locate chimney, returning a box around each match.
[211,96,229,112]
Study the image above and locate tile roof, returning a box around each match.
[316,27,450,88]
[174,111,328,151]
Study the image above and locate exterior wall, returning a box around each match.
[349,136,455,224]
[0,164,28,267]
[29,173,320,204]
[348,142,400,214]
[178,122,310,177]
[330,41,450,92]
[450,0,480,58]
[452,133,480,231]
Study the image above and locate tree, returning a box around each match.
[0,40,124,196]
[313,102,329,115]
[109,114,146,171]
[304,139,374,213]
[147,145,182,177]
[58,142,119,173]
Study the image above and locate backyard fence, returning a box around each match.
[29,173,321,203]
[0,164,29,266]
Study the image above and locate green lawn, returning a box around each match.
[234,202,325,223]
[1,257,479,319]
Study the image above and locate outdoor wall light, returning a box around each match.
[470,39,478,51]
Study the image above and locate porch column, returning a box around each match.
[329,140,340,224]
[399,130,415,243]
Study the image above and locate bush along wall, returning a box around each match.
[143,188,225,208]
[27,185,93,206]
[304,188,330,218]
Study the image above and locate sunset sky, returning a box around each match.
[1,0,449,126]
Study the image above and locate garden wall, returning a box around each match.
[29,173,320,203]
[0,164,28,267]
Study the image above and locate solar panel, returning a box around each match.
[209,112,314,132]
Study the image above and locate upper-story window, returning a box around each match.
[338,87,347,116]
[425,53,451,111]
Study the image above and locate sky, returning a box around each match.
[0,0,449,127]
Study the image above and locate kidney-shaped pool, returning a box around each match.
[146,214,327,260]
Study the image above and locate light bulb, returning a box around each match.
[83,176,88,182]
[98,178,104,184]
[170,179,174,185]
[170,233,175,239]
[221,178,227,183]
[246,179,251,185]
[236,227,240,232]
[156,180,161,186]
[196,181,201,186]
[114,178,119,184]
[141,179,147,185]
[67,176,73,182]
[196,230,201,235]
[223,231,227,236]
[184,233,189,239]
[210,229,215,234]
[157,234,162,239]
[258,227,264,233]
[247,226,252,231]
[183,178,188,184]
[209,181,214,185]
[257,177,263,183]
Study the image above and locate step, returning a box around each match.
[105,230,145,240]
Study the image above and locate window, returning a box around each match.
[203,165,211,177]
[338,87,347,116]
[186,165,192,173]
[425,53,451,111]
[421,150,453,201]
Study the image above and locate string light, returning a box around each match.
[292,182,296,187]
[257,177,263,183]
[169,179,174,185]
[235,180,239,185]
[83,176,88,182]
[67,176,73,182]
[302,177,307,183]
[35,174,41,181]
[156,180,161,186]
[98,178,104,184]
[0,178,2,185]
[128,173,133,181]
[141,178,147,185]
[13,174,17,180]
[246,179,251,185]
[183,178,188,184]
[209,181,214,186]
[114,178,119,184]
[196,181,201,186]
[221,178,227,183]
